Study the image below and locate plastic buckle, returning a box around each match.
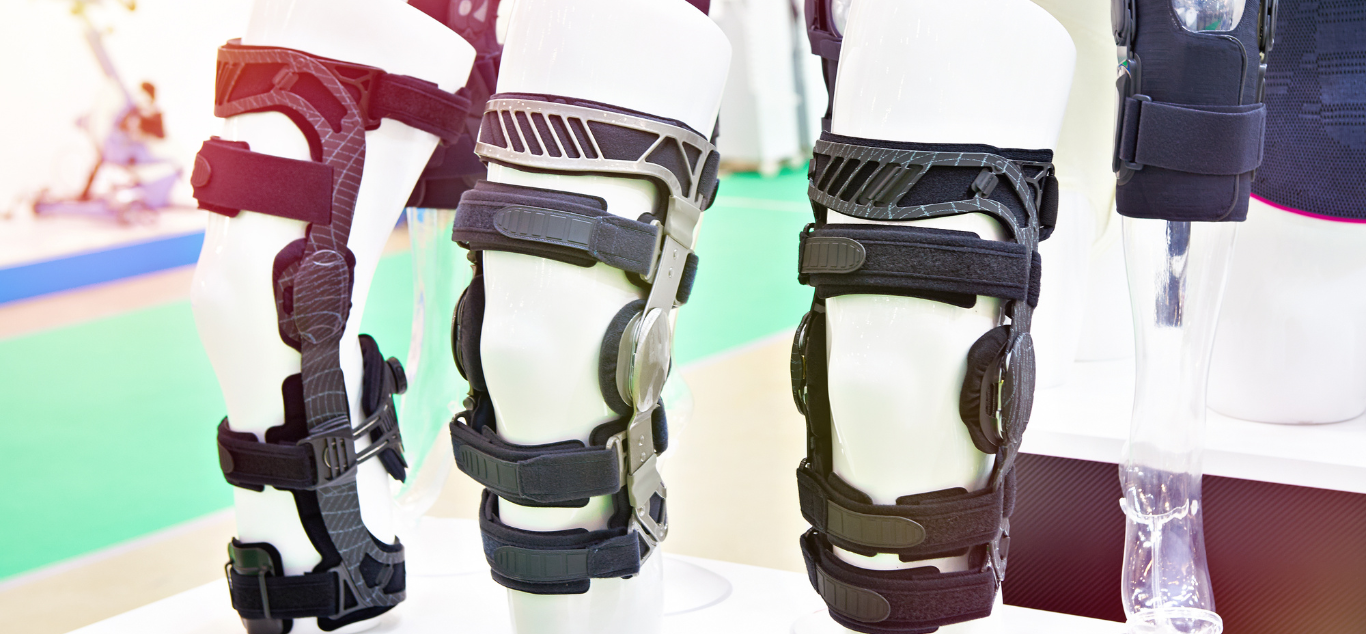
[989,517,1011,590]
[299,418,358,488]
[1017,161,1054,217]
[321,59,387,131]
[1114,90,1150,184]
[971,168,999,199]
[227,543,277,621]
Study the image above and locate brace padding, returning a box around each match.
[450,417,622,506]
[598,300,646,417]
[453,272,486,391]
[801,532,998,634]
[478,491,644,595]
[799,223,1042,308]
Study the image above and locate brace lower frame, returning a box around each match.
[192,40,469,633]
[791,131,1057,633]
[448,93,719,595]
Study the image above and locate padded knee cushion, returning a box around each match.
[454,274,487,391]
[598,300,646,417]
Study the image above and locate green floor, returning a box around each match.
[0,169,814,580]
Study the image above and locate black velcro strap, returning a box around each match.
[454,180,698,303]
[218,419,317,491]
[478,491,643,594]
[371,74,470,144]
[1118,97,1266,176]
[191,138,334,223]
[454,180,660,276]
[451,417,622,506]
[801,532,997,634]
[796,464,1005,560]
[228,568,338,620]
[800,223,1041,308]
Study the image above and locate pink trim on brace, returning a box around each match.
[1253,194,1366,224]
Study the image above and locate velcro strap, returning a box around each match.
[451,417,622,505]
[797,464,1005,560]
[217,419,317,491]
[371,74,470,144]
[801,532,997,634]
[1118,97,1266,175]
[191,138,334,223]
[800,223,1041,308]
[228,568,337,620]
[478,491,643,594]
[454,180,699,303]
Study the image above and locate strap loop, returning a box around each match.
[1117,96,1266,176]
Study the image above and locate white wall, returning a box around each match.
[0,0,252,212]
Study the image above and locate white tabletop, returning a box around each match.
[1025,358,1366,494]
[69,519,1125,634]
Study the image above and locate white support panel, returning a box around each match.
[1025,358,1366,494]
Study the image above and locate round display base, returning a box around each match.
[663,557,733,615]
[1127,608,1223,634]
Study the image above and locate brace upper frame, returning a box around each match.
[449,93,719,594]
[792,131,1055,633]
[193,40,468,632]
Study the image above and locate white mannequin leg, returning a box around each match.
[1026,0,1117,387]
[1208,199,1366,424]
[476,1,729,632]
[190,1,472,630]
[822,1,1073,632]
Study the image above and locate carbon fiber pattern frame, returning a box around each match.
[214,42,404,618]
[475,96,717,248]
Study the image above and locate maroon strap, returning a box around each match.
[371,74,470,144]
[191,138,334,224]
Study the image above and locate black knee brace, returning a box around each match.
[191,40,469,633]
[407,0,504,209]
[448,93,719,594]
[1112,0,1277,221]
[791,132,1058,633]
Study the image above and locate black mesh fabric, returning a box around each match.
[1253,0,1366,221]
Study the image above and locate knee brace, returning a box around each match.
[448,94,719,594]
[791,132,1058,634]
[407,0,504,208]
[191,41,469,632]
[1247,0,1363,221]
[1112,0,1277,221]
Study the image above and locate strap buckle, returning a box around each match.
[300,417,358,487]
[227,542,277,621]
[1017,161,1054,218]
[1114,93,1151,184]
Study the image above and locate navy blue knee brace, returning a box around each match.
[1112,0,1279,221]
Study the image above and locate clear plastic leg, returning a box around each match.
[1119,218,1237,634]
[393,206,470,527]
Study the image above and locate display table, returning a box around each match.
[69,519,1123,634]
[1026,358,1366,494]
